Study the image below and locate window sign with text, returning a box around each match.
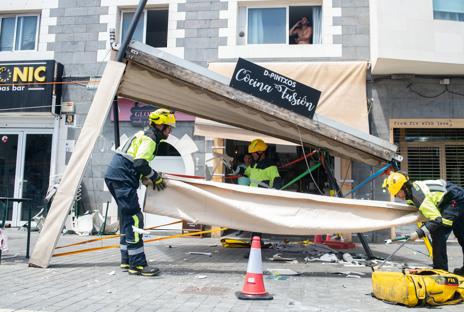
[230,58,321,119]
[0,60,62,113]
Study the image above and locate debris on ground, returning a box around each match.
[266,268,300,276]
[195,275,207,279]
[268,253,297,262]
[187,251,212,257]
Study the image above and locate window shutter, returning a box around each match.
[407,146,441,181]
[445,145,464,187]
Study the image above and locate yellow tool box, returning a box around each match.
[372,269,464,306]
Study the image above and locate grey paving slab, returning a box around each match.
[0,229,463,312]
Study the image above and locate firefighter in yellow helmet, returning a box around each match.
[383,171,464,275]
[244,139,282,189]
[104,108,175,276]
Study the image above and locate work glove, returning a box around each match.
[407,231,419,241]
[152,175,166,191]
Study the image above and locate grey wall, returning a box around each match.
[51,0,108,212]
[49,0,107,77]
[177,0,228,67]
[333,0,370,60]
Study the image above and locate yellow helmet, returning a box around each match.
[248,139,268,153]
[382,172,408,196]
[148,108,176,127]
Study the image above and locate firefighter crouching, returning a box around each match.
[383,172,464,275]
[104,108,176,277]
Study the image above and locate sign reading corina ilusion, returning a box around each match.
[230,58,321,119]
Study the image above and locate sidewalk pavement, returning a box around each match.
[0,228,463,312]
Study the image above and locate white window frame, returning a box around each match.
[245,5,289,45]
[119,9,148,44]
[0,13,40,52]
[119,8,169,45]
[243,4,322,46]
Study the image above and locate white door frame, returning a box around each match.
[1,128,53,226]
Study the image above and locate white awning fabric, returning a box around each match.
[195,61,369,144]
[144,175,419,235]
[208,61,369,133]
[194,117,297,145]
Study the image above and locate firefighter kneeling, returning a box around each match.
[383,172,464,275]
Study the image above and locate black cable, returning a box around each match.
[446,85,464,97]
[406,83,447,98]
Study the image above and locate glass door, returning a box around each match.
[20,133,52,224]
[0,133,21,225]
[0,130,52,226]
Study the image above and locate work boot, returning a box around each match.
[128,265,160,276]
[120,263,129,272]
[453,267,464,276]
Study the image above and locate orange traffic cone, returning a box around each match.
[236,236,273,300]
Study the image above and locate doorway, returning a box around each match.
[0,130,52,226]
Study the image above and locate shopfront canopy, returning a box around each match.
[30,41,401,268]
[118,42,400,166]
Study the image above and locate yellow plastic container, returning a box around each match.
[372,269,464,306]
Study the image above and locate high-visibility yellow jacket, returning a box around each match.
[406,179,462,237]
[118,127,163,180]
[244,159,281,189]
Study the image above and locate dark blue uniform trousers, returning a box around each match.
[105,155,147,267]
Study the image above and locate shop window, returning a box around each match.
[394,128,464,187]
[0,14,39,51]
[238,5,322,45]
[121,9,168,48]
[433,0,464,22]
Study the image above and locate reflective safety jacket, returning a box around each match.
[116,127,163,180]
[406,179,464,237]
[244,158,281,189]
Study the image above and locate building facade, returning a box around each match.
[1,0,462,239]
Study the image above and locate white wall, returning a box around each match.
[370,0,464,74]
[0,0,57,61]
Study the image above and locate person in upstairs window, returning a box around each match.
[289,16,312,44]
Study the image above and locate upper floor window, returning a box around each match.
[239,5,322,45]
[121,9,168,48]
[433,0,464,22]
[0,14,39,51]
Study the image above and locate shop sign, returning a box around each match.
[0,60,61,113]
[390,119,464,129]
[129,102,154,126]
[230,58,321,119]
[111,98,195,125]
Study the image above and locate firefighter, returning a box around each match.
[383,172,464,275]
[104,108,176,276]
[245,139,282,189]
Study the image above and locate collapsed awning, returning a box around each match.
[30,42,401,268]
[118,42,400,166]
[145,175,419,235]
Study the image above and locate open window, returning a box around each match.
[238,5,322,45]
[121,9,168,48]
[0,14,39,51]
